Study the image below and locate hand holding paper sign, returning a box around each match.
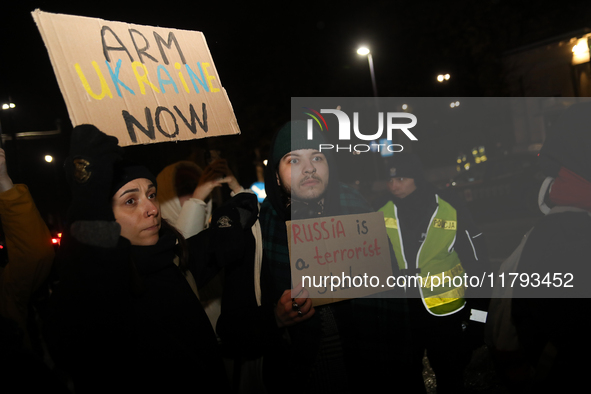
[32,10,240,147]
[274,283,315,328]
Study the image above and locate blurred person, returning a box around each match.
[157,159,244,333]
[511,102,591,392]
[44,125,253,393]
[217,120,416,394]
[0,147,55,348]
[0,147,69,393]
[157,159,245,237]
[377,152,491,394]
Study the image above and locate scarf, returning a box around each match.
[549,167,591,212]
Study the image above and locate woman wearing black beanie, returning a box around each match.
[44,125,256,393]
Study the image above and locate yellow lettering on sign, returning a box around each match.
[175,62,190,93]
[75,62,113,100]
[132,61,160,95]
[202,62,220,93]
[433,218,457,230]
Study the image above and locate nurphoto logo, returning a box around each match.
[303,107,418,154]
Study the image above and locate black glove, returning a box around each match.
[64,124,124,223]
[231,192,259,230]
[209,193,258,267]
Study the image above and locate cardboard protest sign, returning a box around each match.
[32,9,240,146]
[287,212,394,306]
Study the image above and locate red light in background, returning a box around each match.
[51,232,63,246]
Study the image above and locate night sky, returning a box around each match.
[1,0,591,224]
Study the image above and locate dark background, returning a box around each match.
[1,0,591,229]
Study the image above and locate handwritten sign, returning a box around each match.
[287,212,394,306]
[32,9,240,146]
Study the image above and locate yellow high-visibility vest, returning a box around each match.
[379,195,466,316]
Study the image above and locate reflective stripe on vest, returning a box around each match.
[379,195,466,316]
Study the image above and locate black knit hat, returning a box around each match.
[110,159,158,197]
[271,120,327,168]
[384,152,423,179]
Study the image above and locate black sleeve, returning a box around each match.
[216,234,286,359]
[441,190,492,303]
[186,230,224,289]
[187,193,260,289]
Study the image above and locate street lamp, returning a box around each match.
[437,74,450,82]
[0,101,16,149]
[357,46,378,97]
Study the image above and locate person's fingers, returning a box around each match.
[297,298,313,315]
[275,287,316,326]
[298,305,315,321]
[204,159,229,174]
[209,160,229,171]
[279,289,293,307]
[291,282,305,299]
[294,287,310,302]
[201,170,229,184]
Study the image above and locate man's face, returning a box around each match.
[388,177,417,199]
[277,149,329,201]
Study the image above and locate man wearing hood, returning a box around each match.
[377,152,490,394]
[217,120,416,393]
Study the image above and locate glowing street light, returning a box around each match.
[357,46,378,97]
[45,155,54,163]
[357,47,370,56]
[2,103,15,110]
[437,74,451,82]
[572,37,590,65]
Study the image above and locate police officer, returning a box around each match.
[377,152,490,393]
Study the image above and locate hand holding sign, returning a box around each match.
[274,283,315,328]
[32,10,240,146]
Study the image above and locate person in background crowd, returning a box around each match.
[0,148,55,349]
[512,102,591,392]
[0,147,69,393]
[377,152,490,394]
[157,159,245,333]
[43,125,254,393]
[157,159,245,237]
[217,120,416,394]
